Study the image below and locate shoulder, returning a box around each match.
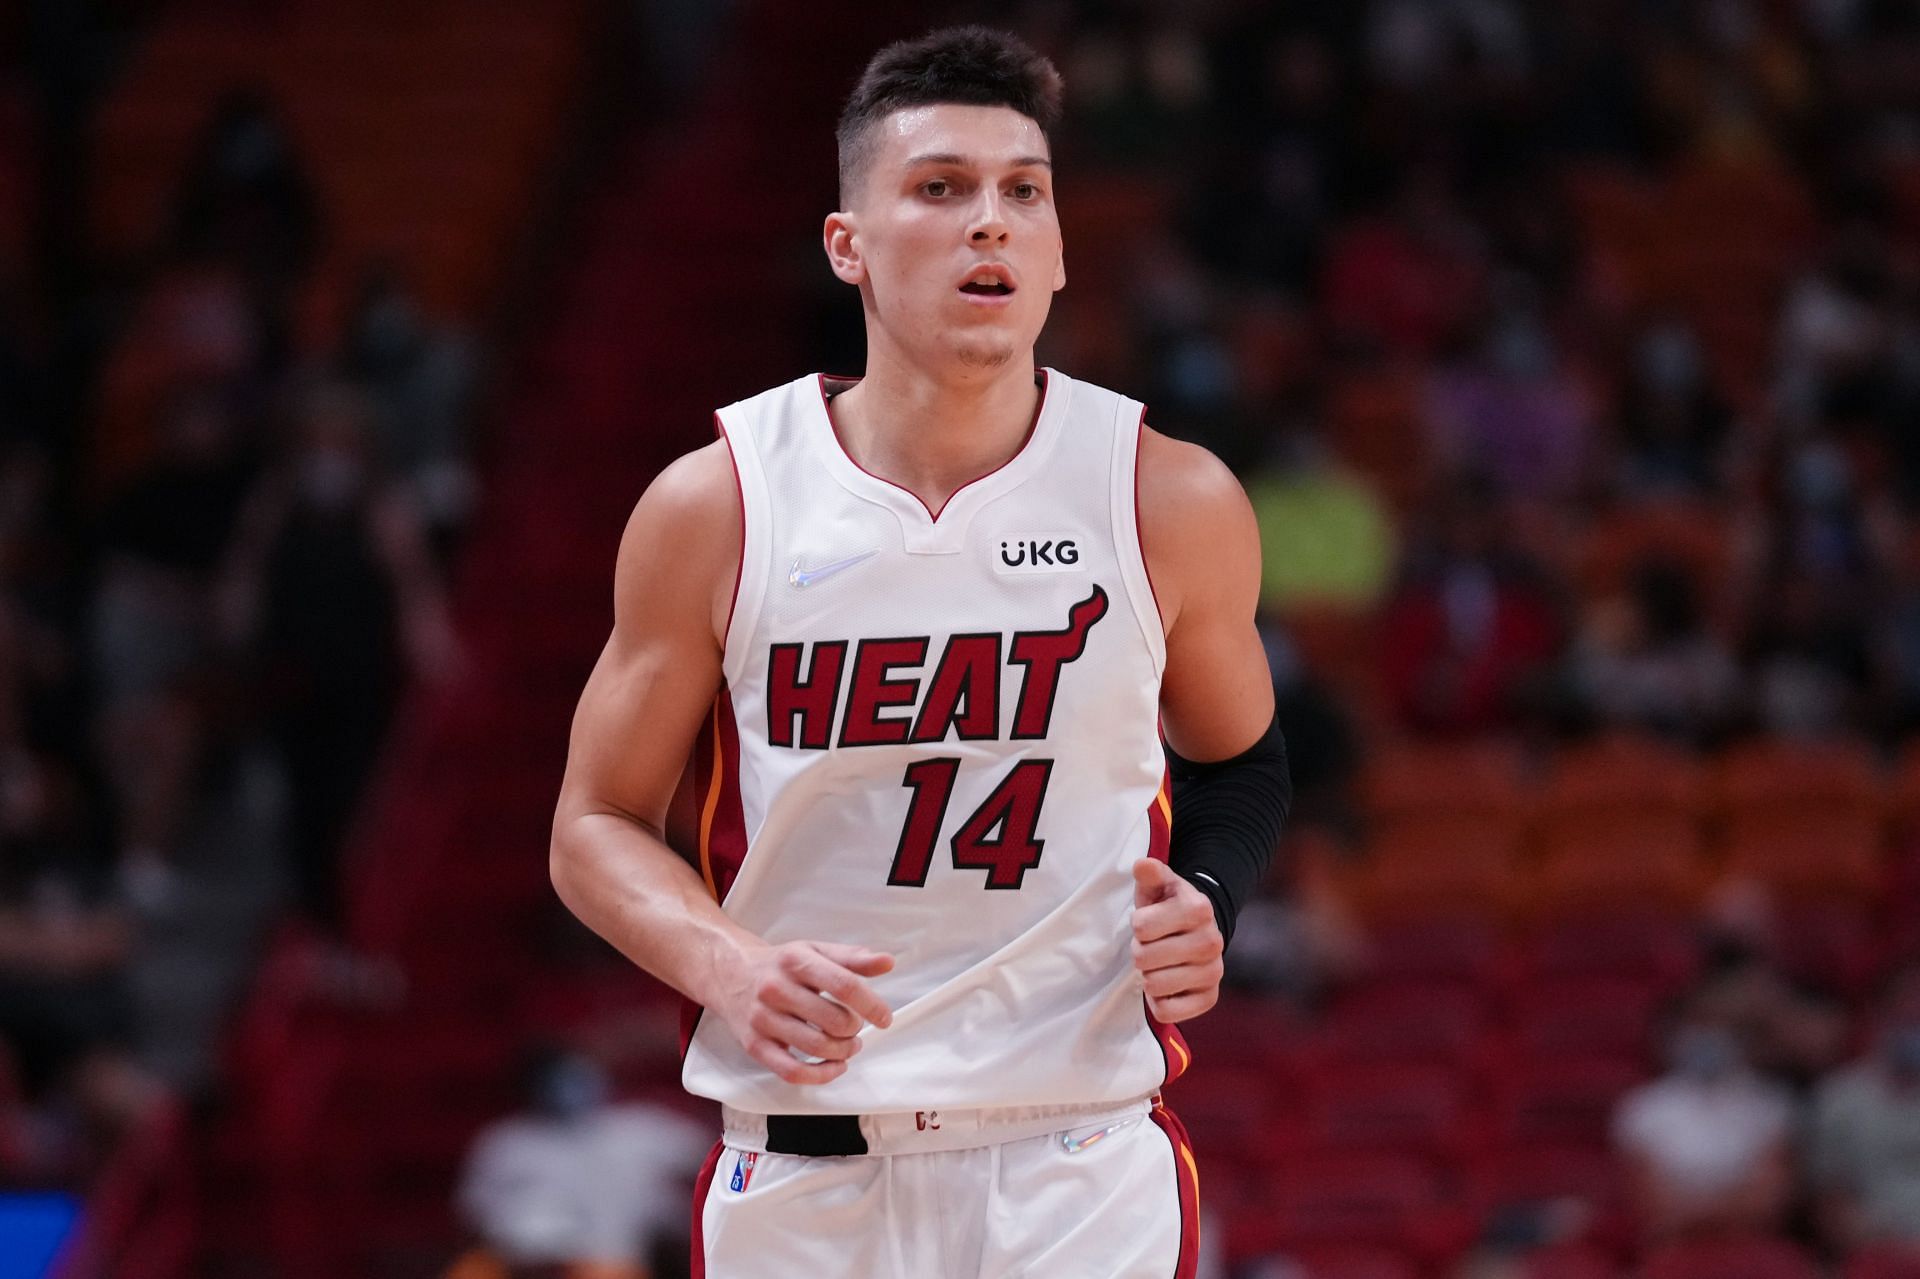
[613,438,742,643]
[1135,425,1260,627]
[1136,425,1247,510]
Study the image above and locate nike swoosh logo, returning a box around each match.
[789,548,879,588]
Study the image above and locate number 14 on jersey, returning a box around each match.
[889,758,1054,890]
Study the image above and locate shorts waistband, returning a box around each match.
[721,1096,1156,1158]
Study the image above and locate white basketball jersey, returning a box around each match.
[680,368,1192,1116]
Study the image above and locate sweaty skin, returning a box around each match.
[549,102,1273,1086]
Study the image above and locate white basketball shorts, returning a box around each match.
[692,1096,1200,1278]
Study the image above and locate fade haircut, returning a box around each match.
[836,26,1064,205]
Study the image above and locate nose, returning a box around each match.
[967,189,1009,245]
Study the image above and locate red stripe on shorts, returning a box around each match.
[1150,1104,1201,1279]
[690,1139,724,1278]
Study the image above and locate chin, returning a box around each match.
[955,340,1017,370]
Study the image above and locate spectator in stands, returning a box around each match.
[1179,30,1345,296]
[1810,963,1920,1252]
[1614,318,1734,501]
[0,697,162,1181]
[1420,271,1597,502]
[336,259,479,553]
[168,87,321,297]
[90,245,275,503]
[1612,995,1797,1243]
[1743,437,1886,738]
[452,1046,711,1278]
[1773,223,1898,435]
[89,380,258,909]
[1378,474,1565,735]
[1322,163,1487,359]
[216,380,459,989]
[1695,878,1851,1088]
[1059,12,1211,167]
[1565,557,1741,747]
[1242,413,1396,613]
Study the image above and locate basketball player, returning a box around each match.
[551,26,1289,1278]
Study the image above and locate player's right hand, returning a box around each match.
[717,940,895,1085]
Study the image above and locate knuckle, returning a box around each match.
[776,947,806,976]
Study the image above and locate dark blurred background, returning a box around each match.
[6,0,1920,1277]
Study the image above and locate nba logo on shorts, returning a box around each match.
[729,1150,758,1193]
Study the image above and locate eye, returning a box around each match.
[922,179,951,198]
[1012,182,1039,200]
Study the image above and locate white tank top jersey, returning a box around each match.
[679,368,1193,1117]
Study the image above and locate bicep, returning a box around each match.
[1140,429,1275,762]
[554,444,739,833]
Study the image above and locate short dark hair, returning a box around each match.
[836,26,1064,204]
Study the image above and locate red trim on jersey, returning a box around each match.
[1150,1104,1202,1279]
[689,1139,724,1278]
[815,370,1050,522]
[1142,769,1194,1084]
[715,415,746,652]
[696,691,750,901]
[1133,412,1166,633]
[679,690,750,1056]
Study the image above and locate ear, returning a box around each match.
[824,211,865,286]
[1053,243,1066,293]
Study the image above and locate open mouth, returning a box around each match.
[959,281,1014,296]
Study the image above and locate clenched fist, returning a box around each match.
[1130,858,1224,1023]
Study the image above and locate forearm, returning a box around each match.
[1166,715,1291,945]
[549,809,762,1009]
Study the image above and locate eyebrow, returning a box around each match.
[902,152,1053,170]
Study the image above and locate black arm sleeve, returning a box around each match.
[1165,715,1291,946]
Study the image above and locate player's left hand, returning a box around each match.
[1130,858,1224,1024]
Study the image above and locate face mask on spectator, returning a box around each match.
[297,450,365,511]
[1670,1025,1743,1081]
[1884,1023,1920,1076]
[535,1055,608,1120]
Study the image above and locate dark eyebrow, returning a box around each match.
[902,152,1053,170]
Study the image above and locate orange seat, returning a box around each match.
[1533,812,1706,915]
[1359,741,1527,825]
[1715,738,1885,823]
[1722,809,1883,903]
[1300,1061,1470,1157]
[1349,814,1525,920]
[1572,502,1735,622]
[1487,1055,1645,1147]
[1538,734,1706,826]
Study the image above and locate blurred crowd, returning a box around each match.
[1014,0,1920,759]
[1,84,473,1187]
[995,1,1920,1275]
[12,0,1920,1275]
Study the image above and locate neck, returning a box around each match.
[828,340,1041,516]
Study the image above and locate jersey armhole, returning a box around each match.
[714,410,770,685]
[1109,400,1168,677]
